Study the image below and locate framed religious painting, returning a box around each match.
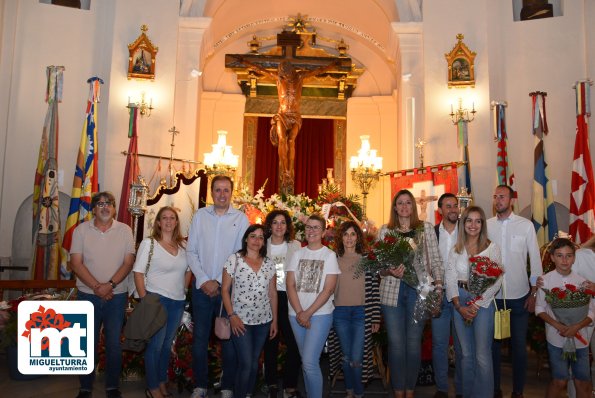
[445,33,476,88]
[128,24,158,80]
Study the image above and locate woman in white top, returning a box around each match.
[262,210,302,398]
[446,206,502,398]
[222,224,277,398]
[286,214,340,398]
[133,206,192,398]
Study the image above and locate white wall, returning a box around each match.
[423,0,595,216]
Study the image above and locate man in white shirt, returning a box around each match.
[187,175,250,398]
[432,193,462,398]
[487,185,542,398]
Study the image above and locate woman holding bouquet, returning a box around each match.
[286,214,340,398]
[535,238,595,398]
[378,189,442,398]
[445,206,502,398]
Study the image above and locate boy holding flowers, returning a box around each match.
[535,237,595,398]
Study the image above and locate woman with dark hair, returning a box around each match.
[133,206,192,398]
[262,210,303,398]
[329,221,380,398]
[445,206,502,398]
[378,189,442,398]
[286,214,340,398]
[222,224,277,398]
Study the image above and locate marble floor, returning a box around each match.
[0,348,556,398]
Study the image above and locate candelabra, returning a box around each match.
[203,130,239,180]
[350,135,382,220]
[450,97,476,124]
[456,186,473,215]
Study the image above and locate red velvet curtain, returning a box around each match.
[254,117,334,198]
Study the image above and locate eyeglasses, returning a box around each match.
[305,225,323,231]
[95,201,113,208]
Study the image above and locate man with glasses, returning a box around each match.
[70,191,136,398]
[188,175,250,398]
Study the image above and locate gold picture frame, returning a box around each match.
[128,24,158,80]
[445,34,476,88]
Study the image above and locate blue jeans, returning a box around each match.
[232,321,271,398]
[453,287,495,398]
[192,287,236,390]
[547,343,591,381]
[492,293,529,394]
[144,293,185,390]
[333,306,365,395]
[290,313,333,398]
[381,284,425,391]
[77,291,127,392]
[431,294,462,395]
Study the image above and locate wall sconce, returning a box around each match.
[127,91,154,118]
[449,97,476,124]
[350,135,382,220]
[203,130,239,179]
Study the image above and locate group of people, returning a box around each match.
[68,179,595,398]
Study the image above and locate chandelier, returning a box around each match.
[203,130,239,179]
[350,135,382,220]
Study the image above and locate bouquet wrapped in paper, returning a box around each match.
[543,284,595,360]
[464,256,504,324]
[357,228,441,322]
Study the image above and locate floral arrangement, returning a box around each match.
[0,290,74,351]
[168,311,194,392]
[542,284,595,360]
[355,229,417,279]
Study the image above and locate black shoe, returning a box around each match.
[456,395,463,398]
[106,389,122,398]
[494,390,503,398]
[434,392,448,398]
[76,391,92,398]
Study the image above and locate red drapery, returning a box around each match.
[254,117,334,198]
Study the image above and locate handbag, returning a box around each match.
[214,254,239,340]
[494,281,511,340]
[123,238,167,351]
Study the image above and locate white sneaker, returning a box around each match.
[221,390,233,398]
[191,387,208,398]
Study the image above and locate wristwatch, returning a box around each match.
[108,279,117,289]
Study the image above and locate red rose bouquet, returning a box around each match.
[543,284,595,360]
[356,229,417,284]
[465,256,504,324]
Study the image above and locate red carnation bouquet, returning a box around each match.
[543,284,595,360]
[465,256,504,323]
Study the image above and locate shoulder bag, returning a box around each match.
[123,238,167,351]
[215,254,239,340]
[494,280,511,340]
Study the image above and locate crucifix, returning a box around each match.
[225,30,351,195]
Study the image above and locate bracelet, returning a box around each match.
[229,312,238,318]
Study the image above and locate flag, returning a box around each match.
[530,92,558,246]
[117,106,140,227]
[389,163,459,225]
[62,77,103,252]
[32,65,66,279]
[492,102,517,196]
[569,81,595,243]
[457,119,472,193]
